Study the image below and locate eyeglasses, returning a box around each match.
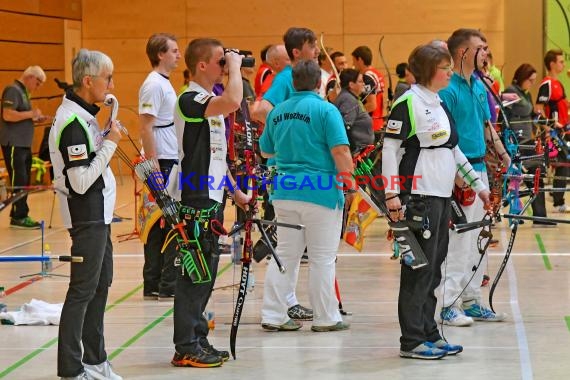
[34,77,44,86]
[91,74,113,86]
[437,65,454,72]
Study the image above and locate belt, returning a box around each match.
[179,203,220,223]
[467,156,486,165]
[153,122,174,129]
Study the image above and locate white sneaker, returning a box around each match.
[463,301,507,322]
[555,204,569,213]
[440,306,474,326]
[60,372,92,380]
[83,360,122,380]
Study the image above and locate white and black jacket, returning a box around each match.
[49,91,117,228]
[382,84,487,197]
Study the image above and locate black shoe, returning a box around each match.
[143,292,158,301]
[158,293,175,302]
[10,216,41,229]
[287,304,313,320]
[171,350,223,368]
[202,344,230,361]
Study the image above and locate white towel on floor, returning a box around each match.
[0,299,63,325]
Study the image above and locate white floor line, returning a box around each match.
[505,234,533,380]
[106,251,570,260]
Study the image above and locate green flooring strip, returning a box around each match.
[0,338,58,379]
[109,261,232,359]
[217,261,234,277]
[534,233,552,271]
[565,316,570,332]
[105,284,143,312]
[0,284,142,379]
[109,308,174,360]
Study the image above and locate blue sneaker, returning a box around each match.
[462,301,507,322]
[440,306,474,326]
[400,342,448,360]
[432,339,463,355]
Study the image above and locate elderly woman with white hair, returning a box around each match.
[49,49,123,380]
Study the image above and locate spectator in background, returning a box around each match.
[503,63,553,226]
[394,62,415,100]
[254,44,273,98]
[0,65,47,229]
[333,68,373,153]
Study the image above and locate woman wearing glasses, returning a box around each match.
[382,43,490,360]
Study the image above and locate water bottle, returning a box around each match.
[0,286,7,313]
[402,252,415,267]
[247,267,255,292]
[231,232,241,264]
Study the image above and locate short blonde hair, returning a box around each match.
[23,66,46,83]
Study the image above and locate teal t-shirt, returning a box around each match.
[439,72,491,171]
[262,65,294,106]
[260,91,349,209]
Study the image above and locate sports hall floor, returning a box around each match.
[0,177,569,380]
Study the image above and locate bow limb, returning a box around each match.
[488,220,518,313]
[229,97,257,360]
[378,36,394,113]
[319,33,341,95]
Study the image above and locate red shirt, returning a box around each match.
[537,76,568,125]
[363,67,385,131]
[254,63,273,98]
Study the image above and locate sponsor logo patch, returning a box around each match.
[141,102,153,109]
[386,120,403,134]
[209,117,223,128]
[193,93,210,104]
[431,130,448,140]
[67,144,88,161]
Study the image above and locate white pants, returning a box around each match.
[261,200,343,326]
[440,171,488,307]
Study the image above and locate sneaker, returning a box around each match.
[440,306,474,326]
[261,318,302,331]
[431,339,463,355]
[287,304,313,320]
[143,291,159,301]
[462,301,507,322]
[10,216,41,229]
[158,293,175,302]
[400,342,448,360]
[83,360,122,380]
[60,372,92,380]
[555,204,569,213]
[171,350,223,368]
[311,321,350,332]
[202,344,230,362]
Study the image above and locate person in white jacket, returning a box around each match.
[49,49,123,380]
[382,43,490,360]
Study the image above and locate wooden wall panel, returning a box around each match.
[0,0,81,19]
[82,39,154,73]
[344,1,503,35]
[0,70,66,99]
[82,0,185,39]
[0,42,64,71]
[0,11,64,43]
[186,0,344,37]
